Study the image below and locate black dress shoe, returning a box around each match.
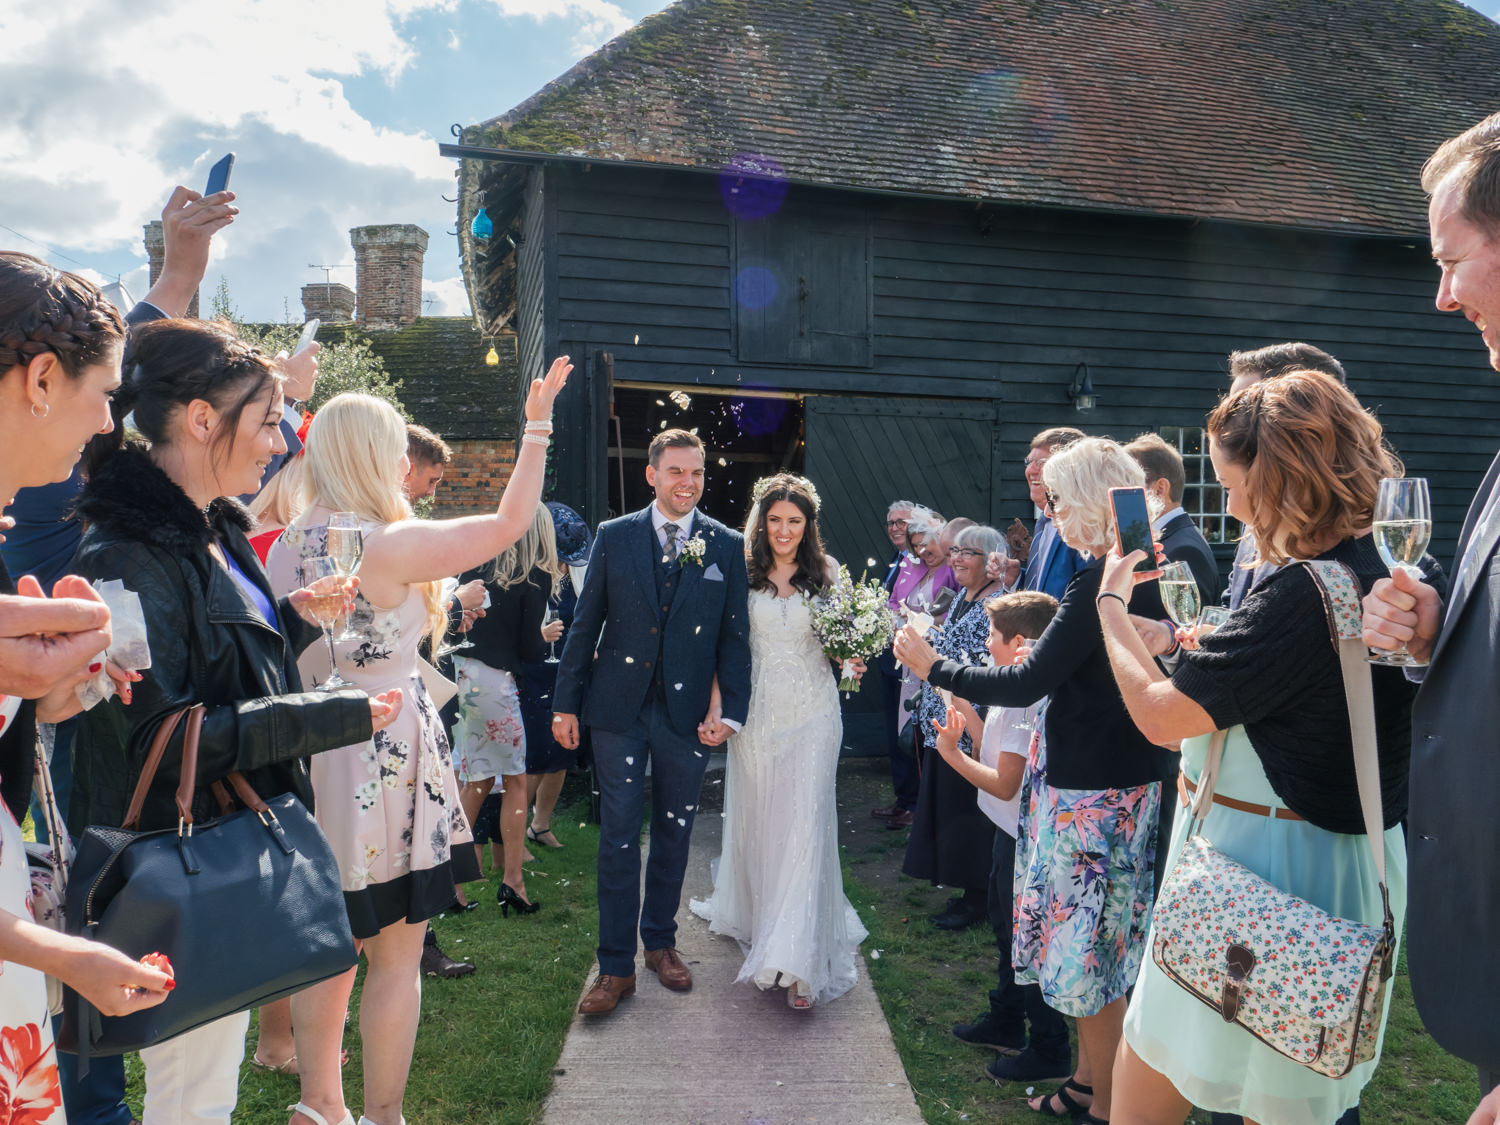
[420,936,476,978]
[444,900,480,917]
[931,898,986,930]
[952,1011,1027,1053]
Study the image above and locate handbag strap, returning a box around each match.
[32,733,71,884]
[121,704,269,829]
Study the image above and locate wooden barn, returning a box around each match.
[443,0,1500,743]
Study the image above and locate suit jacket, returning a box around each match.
[1405,449,1500,1072]
[1022,515,1082,601]
[1158,512,1221,604]
[553,506,752,737]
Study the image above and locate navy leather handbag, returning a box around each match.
[59,705,356,1059]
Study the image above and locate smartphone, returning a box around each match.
[204,153,235,196]
[294,319,320,355]
[1109,486,1159,574]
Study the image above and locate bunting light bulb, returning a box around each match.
[485,345,499,366]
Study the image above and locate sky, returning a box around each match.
[3,0,1497,325]
[0,0,675,323]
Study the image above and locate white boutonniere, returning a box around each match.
[680,533,708,565]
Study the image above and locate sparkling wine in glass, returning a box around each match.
[299,556,353,690]
[1157,561,1202,629]
[544,606,561,664]
[1370,477,1432,666]
[327,513,364,641]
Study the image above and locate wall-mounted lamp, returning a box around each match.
[484,340,500,366]
[1067,362,1098,413]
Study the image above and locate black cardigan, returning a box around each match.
[927,557,1175,791]
[457,565,550,675]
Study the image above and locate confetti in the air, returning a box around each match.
[669,390,691,410]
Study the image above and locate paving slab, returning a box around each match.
[542,764,924,1125]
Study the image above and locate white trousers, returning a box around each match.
[139,1009,251,1124]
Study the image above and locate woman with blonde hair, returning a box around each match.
[895,437,1171,1124]
[266,359,570,1125]
[453,502,559,915]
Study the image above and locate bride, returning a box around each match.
[690,473,868,1010]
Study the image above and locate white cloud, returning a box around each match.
[423,276,473,317]
[479,0,633,51]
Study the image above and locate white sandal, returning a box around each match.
[358,1118,407,1125]
[287,1103,353,1125]
[785,979,814,1011]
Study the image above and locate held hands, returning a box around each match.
[892,624,940,681]
[1362,566,1441,665]
[524,355,573,423]
[368,689,404,733]
[697,706,732,747]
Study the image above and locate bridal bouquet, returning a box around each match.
[811,565,896,693]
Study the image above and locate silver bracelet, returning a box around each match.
[521,433,551,448]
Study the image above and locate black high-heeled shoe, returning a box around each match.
[497,882,539,917]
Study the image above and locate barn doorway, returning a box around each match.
[607,384,804,529]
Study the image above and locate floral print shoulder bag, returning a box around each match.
[1150,560,1397,1078]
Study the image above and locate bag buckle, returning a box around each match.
[1220,942,1257,1022]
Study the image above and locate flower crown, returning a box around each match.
[751,474,821,513]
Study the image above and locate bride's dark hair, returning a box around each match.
[745,474,828,595]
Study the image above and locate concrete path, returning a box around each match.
[541,765,924,1125]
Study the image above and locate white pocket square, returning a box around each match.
[704,563,724,582]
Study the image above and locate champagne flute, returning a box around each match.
[299,556,354,690]
[1157,561,1202,629]
[1370,476,1432,666]
[327,512,364,641]
[544,606,561,664]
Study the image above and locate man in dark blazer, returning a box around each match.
[1015,426,1084,599]
[555,429,752,1014]
[1125,432,1220,604]
[1364,112,1500,1119]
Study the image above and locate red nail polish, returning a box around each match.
[164,979,175,991]
[88,663,101,674]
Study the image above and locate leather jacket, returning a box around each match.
[68,446,372,835]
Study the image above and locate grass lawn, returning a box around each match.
[122,776,601,1125]
[835,756,1481,1125]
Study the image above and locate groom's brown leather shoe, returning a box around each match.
[578,972,636,1014]
[644,947,693,990]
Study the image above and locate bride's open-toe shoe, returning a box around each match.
[287,1102,353,1125]
[785,979,814,1011]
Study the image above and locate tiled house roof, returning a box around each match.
[466,0,1500,238]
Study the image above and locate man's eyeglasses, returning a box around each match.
[948,547,985,559]
[1044,490,1061,513]
[887,519,908,527]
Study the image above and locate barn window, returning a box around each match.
[734,203,871,367]
[1159,426,1238,545]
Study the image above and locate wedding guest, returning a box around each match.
[403,423,449,502]
[518,501,592,850]
[0,252,179,1125]
[895,437,1171,1125]
[939,591,1072,1085]
[1016,427,1085,598]
[69,318,397,1125]
[248,415,311,563]
[1100,370,1411,1125]
[904,523,1007,929]
[1364,111,1500,1120]
[453,503,558,915]
[266,365,568,1125]
[872,502,935,826]
[1124,433,1219,602]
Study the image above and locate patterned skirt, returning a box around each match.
[452,657,527,782]
[1013,727,1160,1018]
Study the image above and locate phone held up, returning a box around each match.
[204,153,235,197]
[1109,486,1160,576]
[294,318,320,355]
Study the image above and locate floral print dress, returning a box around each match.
[268,518,478,939]
[0,795,63,1125]
[1012,706,1160,1018]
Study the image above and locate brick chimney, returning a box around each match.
[301,282,356,324]
[143,220,199,318]
[350,224,428,329]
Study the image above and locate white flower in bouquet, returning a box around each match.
[810,564,896,693]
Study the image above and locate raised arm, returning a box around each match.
[361,356,572,588]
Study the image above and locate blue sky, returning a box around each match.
[1,0,1495,324]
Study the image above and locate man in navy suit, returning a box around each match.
[1014,427,1084,599]
[1125,432,1221,604]
[1365,111,1500,1123]
[555,429,752,1014]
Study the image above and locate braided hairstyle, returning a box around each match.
[82,318,280,478]
[0,251,125,377]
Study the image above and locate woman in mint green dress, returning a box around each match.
[1094,370,1413,1125]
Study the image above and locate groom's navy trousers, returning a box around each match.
[593,684,713,976]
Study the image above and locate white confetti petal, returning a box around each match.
[634,334,640,345]
[674,683,684,690]
[684,804,693,811]
[867,557,879,568]
[695,626,702,634]
[678,817,686,826]
[870,949,881,959]
[717,457,727,466]
[694,750,704,757]
[625,756,634,765]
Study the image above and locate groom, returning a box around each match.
[554,429,751,1014]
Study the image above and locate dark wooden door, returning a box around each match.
[803,394,1002,755]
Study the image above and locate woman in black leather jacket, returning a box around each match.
[69,318,401,1125]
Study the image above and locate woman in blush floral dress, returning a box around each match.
[267,359,569,1125]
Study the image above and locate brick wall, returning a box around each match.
[431,439,518,517]
[350,224,429,329]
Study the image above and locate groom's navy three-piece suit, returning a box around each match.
[555,505,751,977]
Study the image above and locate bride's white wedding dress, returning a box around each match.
[690,587,868,1004]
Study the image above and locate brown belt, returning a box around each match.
[1177,773,1304,821]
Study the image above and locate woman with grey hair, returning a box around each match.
[895,439,1170,1125]
[903,523,1009,929]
